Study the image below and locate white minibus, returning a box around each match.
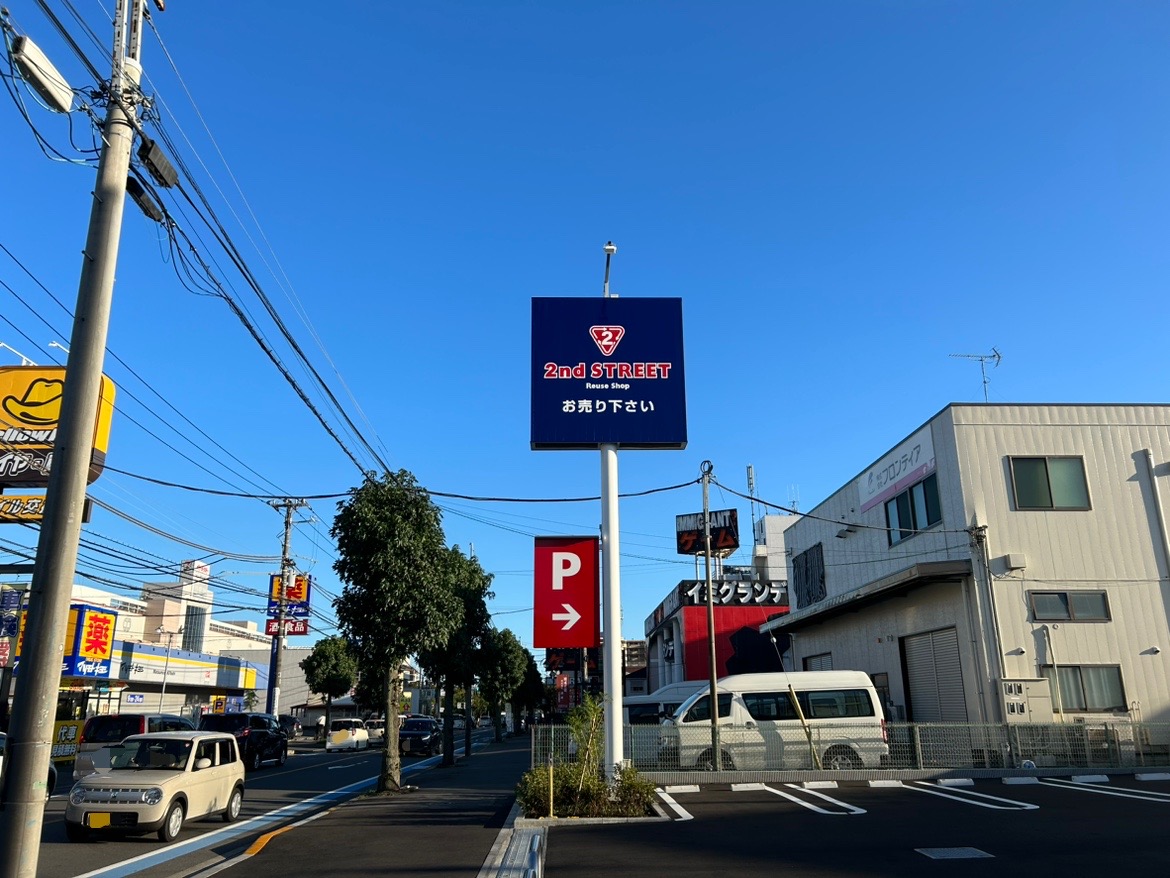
[658,671,888,771]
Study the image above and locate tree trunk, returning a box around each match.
[464,666,474,759]
[380,664,402,793]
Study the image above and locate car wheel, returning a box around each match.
[222,785,243,823]
[697,749,735,771]
[277,745,287,766]
[158,800,185,843]
[249,749,263,771]
[823,746,862,771]
[65,822,89,843]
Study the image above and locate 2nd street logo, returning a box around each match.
[589,325,624,356]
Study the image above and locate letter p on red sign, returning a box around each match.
[534,536,599,648]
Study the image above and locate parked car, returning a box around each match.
[365,719,386,746]
[278,714,302,739]
[65,731,244,842]
[399,718,440,756]
[197,712,288,771]
[0,731,57,801]
[325,718,370,752]
[74,714,195,779]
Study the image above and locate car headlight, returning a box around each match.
[69,787,86,806]
[142,787,164,806]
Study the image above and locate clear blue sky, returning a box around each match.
[2,1,1168,654]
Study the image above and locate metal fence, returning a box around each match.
[531,721,1170,782]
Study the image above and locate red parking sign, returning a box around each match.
[533,536,599,648]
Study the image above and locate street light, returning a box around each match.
[157,625,183,712]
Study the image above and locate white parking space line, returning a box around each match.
[1039,778,1170,802]
[726,783,863,815]
[906,781,1039,810]
[781,784,866,815]
[656,788,694,821]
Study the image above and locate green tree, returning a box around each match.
[510,652,545,731]
[417,546,493,765]
[479,628,527,742]
[299,636,357,736]
[332,470,461,792]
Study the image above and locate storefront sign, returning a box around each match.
[858,426,936,514]
[533,536,600,648]
[267,573,311,618]
[531,297,687,449]
[0,367,117,487]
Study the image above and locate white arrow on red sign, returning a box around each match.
[551,603,581,631]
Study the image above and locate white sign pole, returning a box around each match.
[601,443,623,779]
[600,242,623,780]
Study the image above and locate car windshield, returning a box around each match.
[402,720,432,732]
[107,739,191,771]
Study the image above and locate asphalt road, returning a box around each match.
[30,740,466,878]
[547,776,1170,877]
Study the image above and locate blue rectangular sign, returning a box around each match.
[531,297,687,449]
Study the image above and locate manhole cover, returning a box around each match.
[915,847,994,859]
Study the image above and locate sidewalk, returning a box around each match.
[231,734,532,878]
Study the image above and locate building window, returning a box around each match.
[803,652,833,671]
[1010,457,1090,510]
[792,543,826,608]
[1040,665,1125,712]
[1029,590,1110,622]
[885,473,942,545]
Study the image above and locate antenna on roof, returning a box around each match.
[950,347,1002,402]
[788,485,800,514]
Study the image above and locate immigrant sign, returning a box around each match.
[533,536,599,648]
[531,297,687,449]
[675,508,740,555]
[0,367,116,487]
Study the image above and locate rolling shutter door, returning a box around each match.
[902,627,967,723]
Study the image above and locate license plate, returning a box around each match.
[87,812,111,829]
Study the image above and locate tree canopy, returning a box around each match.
[332,469,462,791]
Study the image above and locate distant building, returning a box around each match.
[644,514,792,691]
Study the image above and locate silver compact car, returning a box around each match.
[65,731,244,843]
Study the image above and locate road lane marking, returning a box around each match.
[656,788,694,821]
[907,781,1038,810]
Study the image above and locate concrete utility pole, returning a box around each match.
[0,3,147,875]
[701,461,722,771]
[267,499,306,714]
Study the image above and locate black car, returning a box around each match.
[398,718,440,756]
[198,712,288,771]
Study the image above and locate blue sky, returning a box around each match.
[2,1,1169,654]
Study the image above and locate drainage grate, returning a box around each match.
[915,847,994,860]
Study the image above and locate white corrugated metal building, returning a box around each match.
[761,403,1170,725]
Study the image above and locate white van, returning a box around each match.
[658,671,888,771]
[623,682,707,725]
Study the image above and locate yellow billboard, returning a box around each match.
[0,367,116,487]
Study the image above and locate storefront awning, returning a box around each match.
[759,559,972,634]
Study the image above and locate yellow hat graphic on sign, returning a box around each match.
[1,377,64,426]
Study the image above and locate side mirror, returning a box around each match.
[194,757,213,771]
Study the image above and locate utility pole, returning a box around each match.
[701,461,722,771]
[267,499,306,715]
[0,3,148,874]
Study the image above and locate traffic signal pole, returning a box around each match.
[0,3,145,874]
